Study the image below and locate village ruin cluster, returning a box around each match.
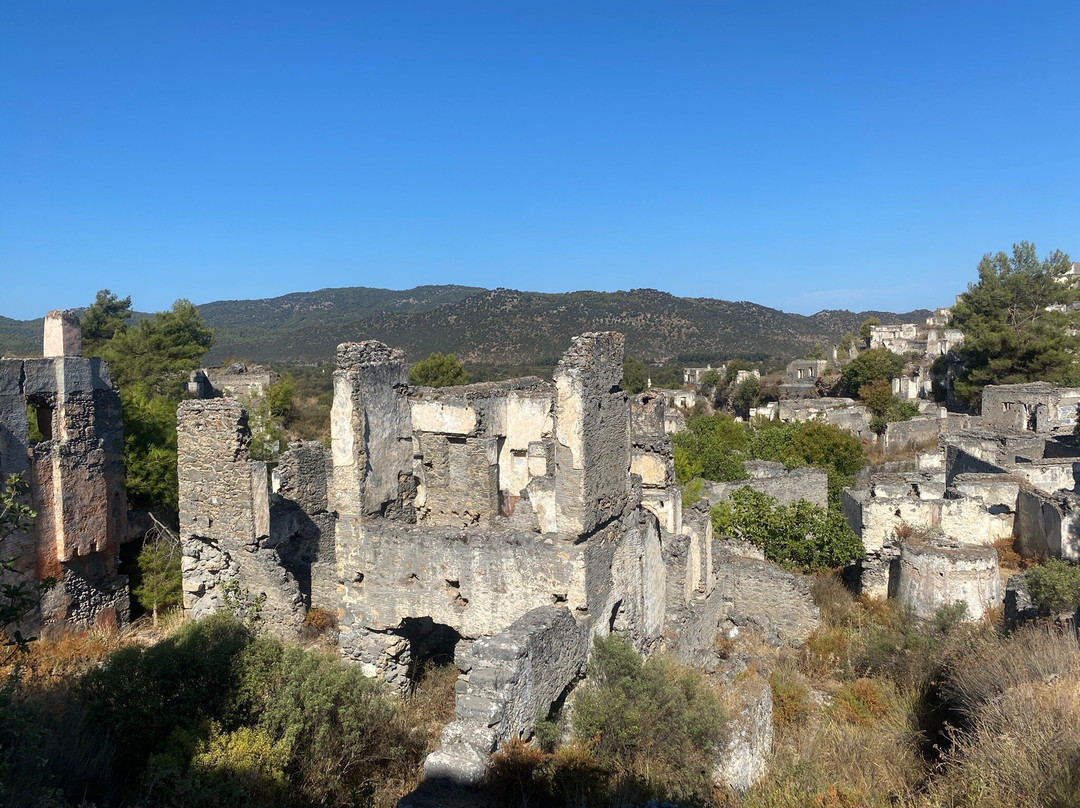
[4,307,1080,795]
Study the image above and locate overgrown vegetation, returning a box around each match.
[409,352,469,387]
[711,487,864,572]
[84,290,214,511]
[737,575,1080,808]
[673,413,865,504]
[1024,559,1080,614]
[487,634,728,806]
[951,241,1079,410]
[0,473,50,659]
[0,612,454,808]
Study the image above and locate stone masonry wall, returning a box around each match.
[178,399,303,634]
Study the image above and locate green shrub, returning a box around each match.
[1025,559,1080,614]
[711,487,864,572]
[81,612,254,790]
[572,634,727,802]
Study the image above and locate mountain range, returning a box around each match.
[0,285,932,369]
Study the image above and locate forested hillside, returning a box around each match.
[0,285,931,367]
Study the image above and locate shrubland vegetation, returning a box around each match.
[0,612,455,808]
[488,633,728,807]
[409,352,470,387]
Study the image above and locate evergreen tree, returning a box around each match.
[81,289,132,355]
[620,357,648,394]
[132,536,183,626]
[951,242,1078,410]
[409,353,469,387]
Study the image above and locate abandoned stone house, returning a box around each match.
[842,381,1080,618]
[0,312,130,633]
[177,331,815,787]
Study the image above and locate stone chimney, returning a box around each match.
[43,310,82,358]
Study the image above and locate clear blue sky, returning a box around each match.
[2,1,1078,320]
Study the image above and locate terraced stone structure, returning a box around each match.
[0,311,129,632]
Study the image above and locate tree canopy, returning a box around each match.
[839,347,904,398]
[81,289,132,355]
[951,242,1079,410]
[409,352,469,388]
[86,293,214,510]
[621,357,648,394]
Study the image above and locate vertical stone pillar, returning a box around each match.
[43,310,82,358]
[329,341,415,520]
[552,332,630,536]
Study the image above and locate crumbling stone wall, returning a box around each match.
[0,312,129,633]
[271,441,336,611]
[1014,488,1080,561]
[630,391,682,534]
[553,332,631,536]
[704,461,828,510]
[329,341,415,521]
[178,399,303,634]
[894,538,1001,620]
[424,606,588,785]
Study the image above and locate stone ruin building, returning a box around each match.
[842,381,1080,620]
[179,331,821,789]
[0,312,130,633]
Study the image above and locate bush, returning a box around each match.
[711,487,864,572]
[839,348,904,398]
[409,353,469,387]
[572,634,727,802]
[1024,559,1080,614]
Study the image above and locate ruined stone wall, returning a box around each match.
[1014,488,1080,561]
[630,391,681,535]
[178,399,303,634]
[271,441,336,611]
[0,347,128,632]
[553,332,630,536]
[884,414,944,451]
[424,606,589,785]
[704,463,828,510]
[330,341,415,521]
[895,539,1000,620]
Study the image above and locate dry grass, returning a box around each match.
[864,437,940,468]
[917,673,1080,808]
[992,535,1027,577]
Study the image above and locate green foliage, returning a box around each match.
[859,379,920,435]
[859,316,881,342]
[0,473,52,657]
[620,357,648,394]
[572,634,727,802]
[840,347,904,397]
[409,352,469,387]
[699,369,722,388]
[265,376,295,423]
[672,413,749,484]
[87,294,214,511]
[673,414,865,505]
[132,536,183,623]
[81,289,132,356]
[1024,559,1080,614]
[101,299,214,398]
[732,375,762,418]
[232,639,426,804]
[82,612,254,791]
[711,487,864,572]
[951,242,1079,410]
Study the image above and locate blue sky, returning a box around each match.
[2,1,1078,320]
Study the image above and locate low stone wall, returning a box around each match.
[423,606,588,785]
[704,464,828,510]
[894,539,1000,620]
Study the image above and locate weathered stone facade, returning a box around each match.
[177,331,799,790]
[0,311,129,633]
[177,399,304,634]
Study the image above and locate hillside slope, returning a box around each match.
[1,285,931,367]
